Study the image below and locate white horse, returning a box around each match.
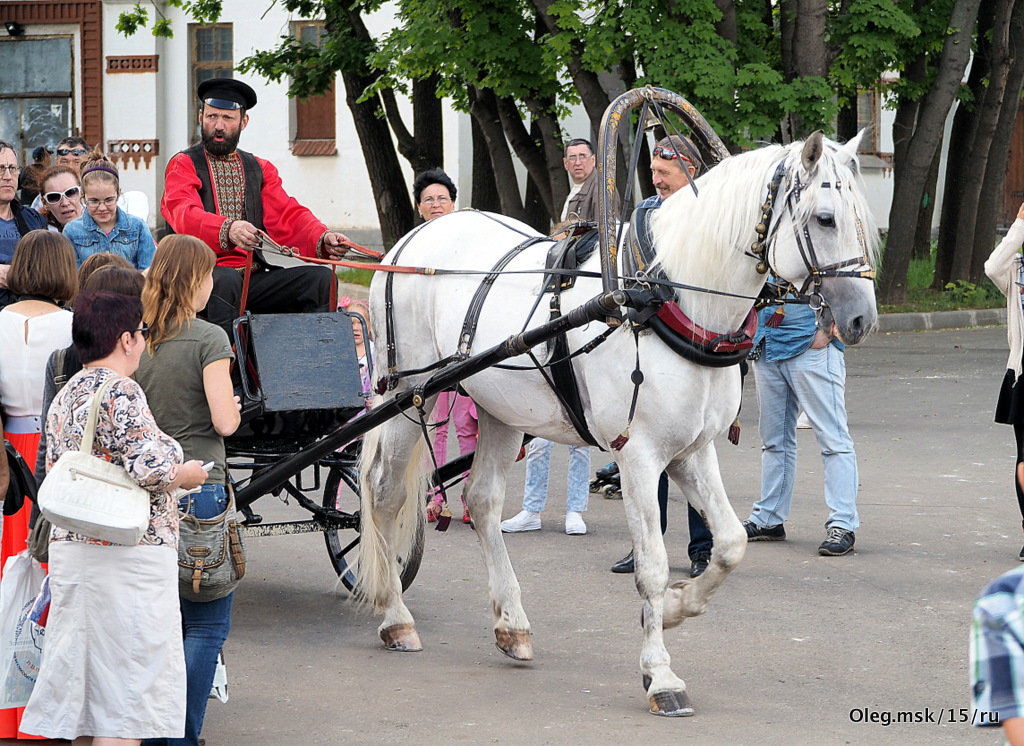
[357,132,879,716]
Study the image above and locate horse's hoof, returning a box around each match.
[649,689,694,717]
[379,623,422,652]
[495,628,533,661]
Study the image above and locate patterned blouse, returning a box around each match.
[46,366,183,548]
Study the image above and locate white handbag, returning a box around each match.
[37,377,151,545]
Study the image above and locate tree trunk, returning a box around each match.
[468,86,526,221]
[878,0,982,304]
[972,0,1024,280]
[413,74,444,170]
[471,114,501,212]
[779,0,827,140]
[911,145,941,262]
[341,73,414,249]
[948,1,1014,283]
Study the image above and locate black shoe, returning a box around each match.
[743,520,786,541]
[611,550,634,574]
[690,552,710,578]
[818,526,855,556]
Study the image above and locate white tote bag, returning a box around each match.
[38,378,151,546]
[0,551,46,707]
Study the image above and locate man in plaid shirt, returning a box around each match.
[971,565,1024,743]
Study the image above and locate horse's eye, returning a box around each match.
[817,215,835,228]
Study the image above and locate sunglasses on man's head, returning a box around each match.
[57,147,88,157]
[653,144,692,163]
[42,186,82,204]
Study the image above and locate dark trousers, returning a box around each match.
[657,472,714,559]
[1014,419,1024,523]
[206,264,334,338]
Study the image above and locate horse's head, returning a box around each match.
[763,131,879,344]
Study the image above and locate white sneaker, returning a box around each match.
[797,411,812,430]
[565,511,587,535]
[501,510,541,533]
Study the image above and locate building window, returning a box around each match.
[291,21,337,157]
[856,89,879,153]
[0,37,74,163]
[189,24,233,142]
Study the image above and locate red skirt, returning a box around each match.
[0,430,46,739]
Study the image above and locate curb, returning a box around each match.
[876,307,1006,333]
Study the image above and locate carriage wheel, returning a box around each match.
[322,465,425,593]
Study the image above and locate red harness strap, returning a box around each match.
[654,302,758,353]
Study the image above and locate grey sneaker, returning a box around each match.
[743,520,786,541]
[818,526,855,556]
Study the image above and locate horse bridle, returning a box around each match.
[748,158,875,307]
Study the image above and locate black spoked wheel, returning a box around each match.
[322,463,425,593]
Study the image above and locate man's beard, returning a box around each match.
[202,127,241,157]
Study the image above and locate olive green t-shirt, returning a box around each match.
[135,318,234,483]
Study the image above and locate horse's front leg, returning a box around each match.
[662,442,745,628]
[463,409,533,660]
[619,451,692,716]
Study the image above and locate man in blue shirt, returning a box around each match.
[743,292,859,556]
[610,135,715,577]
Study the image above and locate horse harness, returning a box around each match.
[749,159,876,300]
[379,220,608,448]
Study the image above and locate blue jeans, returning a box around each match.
[522,438,590,513]
[146,484,234,746]
[749,344,859,531]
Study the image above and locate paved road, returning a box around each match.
[184,324,1017,745]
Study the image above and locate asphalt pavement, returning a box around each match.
[180,315,1015,745]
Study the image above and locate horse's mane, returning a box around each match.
[649,137,879,330]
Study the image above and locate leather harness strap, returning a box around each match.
[458,237,546,358]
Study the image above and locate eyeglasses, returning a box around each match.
[57,147,88,157]
[128,322,149,340]
[42,186,82,204]
[421,196,451,205]
[85,196,118,208]
[653,145,692,164]
[565,154,593,163]
[0,165,19,176]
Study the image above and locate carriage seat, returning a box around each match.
[542,224,600,294]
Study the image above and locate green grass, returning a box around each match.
[878,254,1003,314]
[336,267,375,287]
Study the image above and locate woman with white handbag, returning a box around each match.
[21,291,208,745]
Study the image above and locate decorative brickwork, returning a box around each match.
[107,139,159,169]
[107,55,158,73]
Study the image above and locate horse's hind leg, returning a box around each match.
[461,409,533,660]
[358,414,429,652]
[618,450,692,716]
[662,442,745,629]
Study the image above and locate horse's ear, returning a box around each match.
[836,129,866,174]
[801,131,824,174]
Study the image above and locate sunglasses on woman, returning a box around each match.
[129,322,150,340]
[42,186,82,204]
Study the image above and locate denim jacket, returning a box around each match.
[754,291,844,362]
[63,208,155,270]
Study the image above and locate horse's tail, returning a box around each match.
[356,419,428,611]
